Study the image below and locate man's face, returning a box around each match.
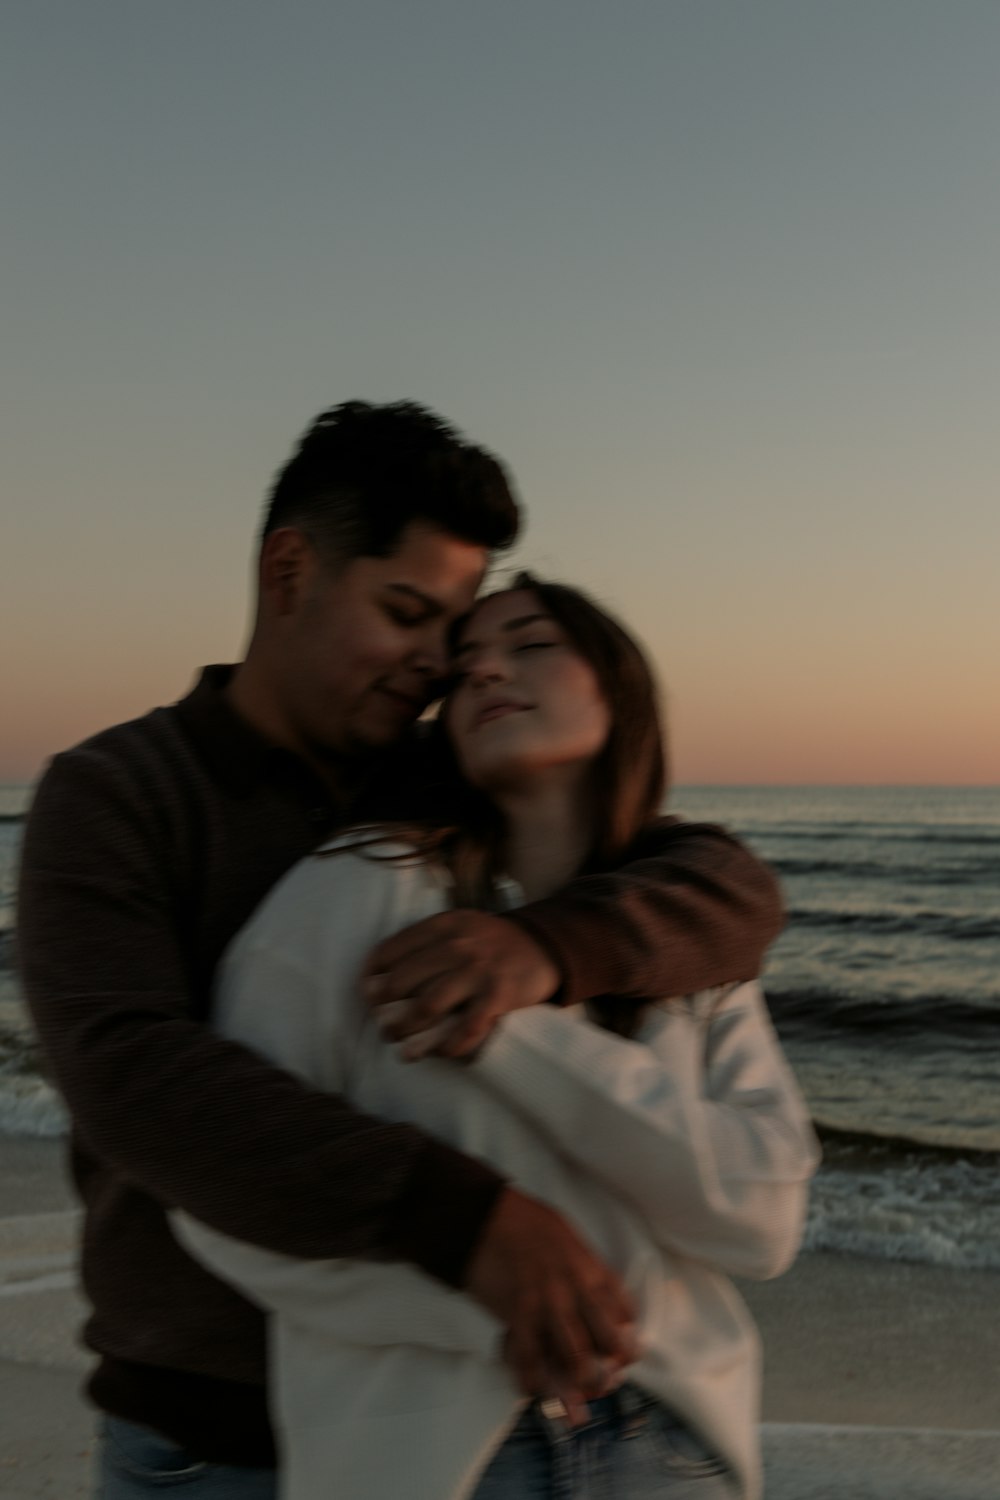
[277,521,487,759]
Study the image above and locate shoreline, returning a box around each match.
[2,1135,998,1426]
[2,1136,998,1496]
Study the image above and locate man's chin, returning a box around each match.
[305,703,420,763]
[343,714,417,756]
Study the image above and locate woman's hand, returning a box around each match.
[363,910,560,1058]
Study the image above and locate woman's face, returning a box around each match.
[446,589,611,792]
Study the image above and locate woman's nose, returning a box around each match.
[466,650,510,686]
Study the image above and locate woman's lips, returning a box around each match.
[472,702,529,728]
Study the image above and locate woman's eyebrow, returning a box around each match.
[452,614,552,659]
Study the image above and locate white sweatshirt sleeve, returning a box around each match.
[170,850,501,1360]
[171,1213,500,1358]
[472,981,820,1279]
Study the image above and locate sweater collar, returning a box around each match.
[173,665,303,798]
[173,666,393,818]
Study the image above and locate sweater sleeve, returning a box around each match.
[172,1216,501,1359]
[171,919,503,1361]
[507,818,784,1006]
[17,751,504,1287]
[473,983,819,1279]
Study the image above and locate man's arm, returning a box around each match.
[513,818,783,1002]
[367,817,783,1057]
[17,749,502,1279]
[18,749,633,1398]
[171,926,635,1387]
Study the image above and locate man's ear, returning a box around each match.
[258,528,316,617]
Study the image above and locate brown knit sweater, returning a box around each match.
[17,667,783,1465]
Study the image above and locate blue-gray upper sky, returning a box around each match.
[4,1,998,782]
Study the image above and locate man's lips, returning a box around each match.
[378,686,426,716]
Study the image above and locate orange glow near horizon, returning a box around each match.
[4,595,996,788]
[4,9,999,790]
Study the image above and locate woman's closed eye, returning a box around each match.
[448,637,562,685]
[450,641,556,677]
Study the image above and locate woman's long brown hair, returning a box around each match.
[324,576,669,1034]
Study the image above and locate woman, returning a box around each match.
[173,576,818,1500]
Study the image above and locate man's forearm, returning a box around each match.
[18,756,505,1287]
[508,818,783,1006]
[35,995,504,1284]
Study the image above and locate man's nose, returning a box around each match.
[410,631,450,680]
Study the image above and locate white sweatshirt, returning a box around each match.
[173,842,818,1500]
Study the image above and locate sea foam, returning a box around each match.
[804,1156,1000,1270]
[0,1076,68,1138]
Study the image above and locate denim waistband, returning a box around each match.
[534,1381,659,1432]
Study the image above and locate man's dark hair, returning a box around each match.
[262,401,520,562]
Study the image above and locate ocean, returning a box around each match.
[2,782,998,1271]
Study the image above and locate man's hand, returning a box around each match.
[466,1187,638,1420]
[363,910,560,1059]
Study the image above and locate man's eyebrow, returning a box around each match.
[453,613,552,658]
[385,583,443,614]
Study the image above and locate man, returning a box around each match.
[19,401,783,1496]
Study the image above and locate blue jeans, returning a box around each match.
[96,1417,276,1500]
[96,1390,736,1500]
[471,1385,737,1500]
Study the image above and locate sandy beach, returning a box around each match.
[1,1137,998,1498]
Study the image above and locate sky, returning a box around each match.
[2,1,998,786]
